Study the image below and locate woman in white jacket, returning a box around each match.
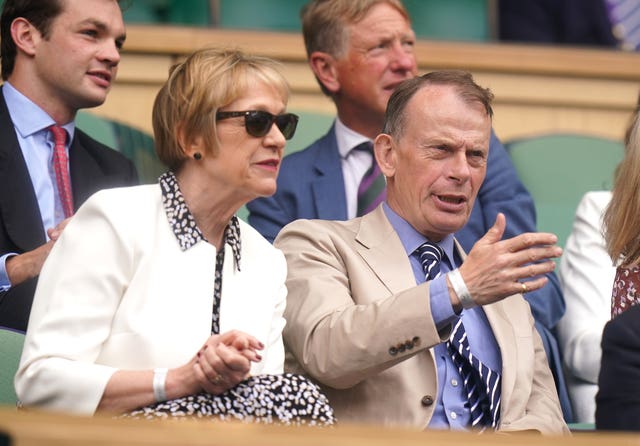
[15,48,333,425]
[557,191,615,423]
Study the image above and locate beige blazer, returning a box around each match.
[275,205,567,434]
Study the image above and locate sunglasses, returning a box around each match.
[216,110,299,140]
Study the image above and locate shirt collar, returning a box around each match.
[382,202,455,264]
[334,116,372,160]
[3,81,76,140]
[159,171,242,270]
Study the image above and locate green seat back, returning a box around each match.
[76,111,165,184]
[286,109,334,156]
[404,0,490,41]
[506,133,624,250]
[122,0,211,26]
[121,0,167,24]
[0,327,25,406]
[168,0,211,26]
[218,0,306,32]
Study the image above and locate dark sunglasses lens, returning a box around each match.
[245,111,272,138]
[276,114,299,140]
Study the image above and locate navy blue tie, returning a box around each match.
[415,241,501,430]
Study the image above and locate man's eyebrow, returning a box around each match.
[78,18,126,42]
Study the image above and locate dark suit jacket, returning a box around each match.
[247,124,573,421]
[0,88,139,332]
[499,0,618,48]
[596,304,640,431]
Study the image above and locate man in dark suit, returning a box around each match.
[498,0,620,49]
[596,304,640,431]
[0,0,138,332]
[247,0,571,420]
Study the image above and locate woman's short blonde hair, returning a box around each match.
[152,47,290,170]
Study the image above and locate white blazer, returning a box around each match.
[557,191,615,423]
[15,185,287,415]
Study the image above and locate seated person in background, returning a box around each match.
[596,304,640,431]
[498,0,623,49]
[557,191,615,423]
[0,0,139,332]
[275,71,568,433]
[606,95,640,319]
[15,48,334,426]
[597,97,640,430]
[247,0,571,419]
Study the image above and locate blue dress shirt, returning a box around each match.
[0,82,75,291]
[383,203,502,430]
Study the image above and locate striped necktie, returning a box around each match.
[447,319,501,430]
[605,0,640,50]
[415,241,501,430]
[354,141,386,216]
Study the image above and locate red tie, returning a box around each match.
[50,125,74,218]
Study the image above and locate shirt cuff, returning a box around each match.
[0,253,17,291]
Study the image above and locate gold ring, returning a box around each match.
[521,282,528,294]
[213,374,223,384]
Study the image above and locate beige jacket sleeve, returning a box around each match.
[275,216,448,389]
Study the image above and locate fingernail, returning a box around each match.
[256,354,262,361]
[197,351,201,357]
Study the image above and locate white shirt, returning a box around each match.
[334,118,374,219]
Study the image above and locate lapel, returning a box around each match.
[68,132,108,209]
[0,88,46,250]
[310,125,348,220]
[354,205,416,294]
[483,297,518,405]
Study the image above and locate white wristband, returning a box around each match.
[448,269,476,309]
[153,368,168,402]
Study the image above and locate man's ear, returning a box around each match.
[11,18,39,57]
[375,133,397,178]
[308,51,340,94]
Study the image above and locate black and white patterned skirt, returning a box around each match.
[121,373,335,426]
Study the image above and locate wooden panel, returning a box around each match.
[90,25,640,141]
[0,408,639,446]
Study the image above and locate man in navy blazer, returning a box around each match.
[0,0,138,332]
[248,0,571,421]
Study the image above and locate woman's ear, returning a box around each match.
[309,51,340,94]
[176,123,204,159]
[374,133,397,178]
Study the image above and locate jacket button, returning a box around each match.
[398,343,406,353]
[412,336,420,346]
[404,340,414,350]
[421,395,434,406]
[389,346,398,356]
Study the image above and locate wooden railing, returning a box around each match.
[1,407,638,446]
[98,25,640,142]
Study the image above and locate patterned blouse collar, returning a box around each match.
[159,171,242,271]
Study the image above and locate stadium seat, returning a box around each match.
[217,0,306,32]
[404,0,491,41]
[506,133,624,250]
[76,111,165,184]
[0,327,25,406]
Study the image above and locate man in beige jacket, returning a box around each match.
[275,71,568,434]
